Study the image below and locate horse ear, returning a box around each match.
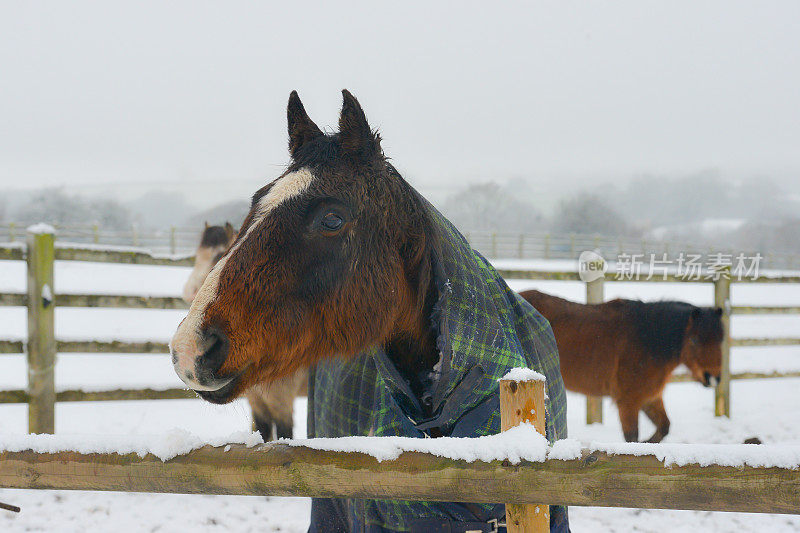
[204,221,209,230]
[287,91,323,158]
[339,89,380,158]
[715,307,723,316]
[224,222,235,240]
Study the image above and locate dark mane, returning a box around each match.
[625,300,722,361]
[199,225,230,248]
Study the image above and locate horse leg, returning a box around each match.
[264,376,298,440]
[642,397,670,443]
[253,414,275,441]
[246,374,301,441]
[274,416,293,440]
[246,390,277,441]
[617,402,640,443]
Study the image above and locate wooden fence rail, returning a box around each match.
[0,388,195,403]
[54,246,194,266]
[0,230,798,432]
[1,371,798,525]
[1,442,798,515]
[7,221,800,268]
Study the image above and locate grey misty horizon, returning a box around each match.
[1,1,799,199]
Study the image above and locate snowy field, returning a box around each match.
[0,258,799,532]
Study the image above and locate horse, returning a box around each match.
[182,222,306,440]
[170,90,570,532]
[519,289,723,443]
[182,222,237,304]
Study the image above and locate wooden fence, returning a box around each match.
[1,374,799,531]
[2,441,798,515]
[466,230,800,270]
[0,233,195,434]
[1,222,202,255]
[0,230,799,433]
[504,266,800,423]
[5,221,800,269]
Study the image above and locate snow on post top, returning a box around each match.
[27,223,55,234]
[500,367,546,383]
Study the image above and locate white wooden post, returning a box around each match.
[714,267,731,417]
[585,272,604,424]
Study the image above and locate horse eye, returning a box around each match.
[320,212,344,231]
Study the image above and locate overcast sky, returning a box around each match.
[1,1,798,205]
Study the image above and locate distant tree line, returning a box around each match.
[0,188,248,232]
[5,189,133,230]
[436,174,800,256]
[438,182,635,239]
[2,173,799,256]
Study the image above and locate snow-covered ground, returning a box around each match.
[0,258,799,532]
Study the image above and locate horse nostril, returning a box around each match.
[198,328,230,376]
[703,372,711,387]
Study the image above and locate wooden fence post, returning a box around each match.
[714,267,732,417]
[92,224,100,244]
[26,228,56,434]
[170,226,177,255]
[9,222,16,242]
[500,373,548,533]
[585,272,605,425]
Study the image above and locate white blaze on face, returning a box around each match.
[171,168,315,390]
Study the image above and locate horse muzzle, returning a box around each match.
[171,325,240,400]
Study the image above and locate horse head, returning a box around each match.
[171,90,435,403]
[680,306,724,387]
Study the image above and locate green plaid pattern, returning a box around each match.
[308,204,568,532]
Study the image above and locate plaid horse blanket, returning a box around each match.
[307,204,569,533]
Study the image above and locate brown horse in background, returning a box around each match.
[184,223,306,440]
[520,290,723,443]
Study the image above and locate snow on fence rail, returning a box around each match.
[2,439,800,515]
[4,373,800,531]
[0,229,799,433]
[1,381,800,522]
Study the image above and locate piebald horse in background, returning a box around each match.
[520,289,723,443]
[183,222,237,303]
[184,223,306,440]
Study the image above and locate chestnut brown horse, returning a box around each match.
[520,289,723,443]
[170,91,445,401]
[183,223,306,440]
[170,91,571,531]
